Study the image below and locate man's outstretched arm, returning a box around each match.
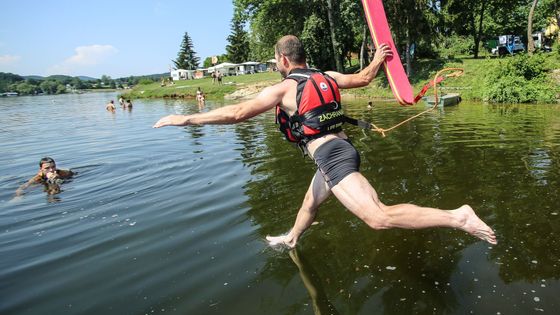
[153,84,285,128]
[15,173,42,196]
[326,43,392,89]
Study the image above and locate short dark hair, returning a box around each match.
[39,157,55,167]
[275,35,306,65]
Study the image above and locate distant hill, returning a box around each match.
[21,75,98,81]
[23,75,46,80]
[116,72,170,81]
[47,75,74,81]
[15,72,171,82]
[77,76,98,81]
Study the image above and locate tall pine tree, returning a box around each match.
[226,16,250,63]
[173,32,200,70]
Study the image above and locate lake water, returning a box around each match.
[1,92,559,314]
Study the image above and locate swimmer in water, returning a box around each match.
[15,157,74,196]
[106,100,116,112]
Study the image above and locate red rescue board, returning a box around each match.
[361,0,415,105]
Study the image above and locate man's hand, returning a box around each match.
[153,115,188,128]
[46,172,59,181]
[372,43,393,64]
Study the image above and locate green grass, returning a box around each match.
[120,72,280,99]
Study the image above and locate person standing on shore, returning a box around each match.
[153,35,497,247]
[217,71,222,85]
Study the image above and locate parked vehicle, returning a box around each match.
[490,35,525,56]
[532,32,552,52]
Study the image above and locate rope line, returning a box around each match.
[369,67,464,137]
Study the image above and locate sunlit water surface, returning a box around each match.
[1,92,559,314]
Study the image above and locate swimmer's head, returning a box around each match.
[39,157,56,168]
[39,157,57,174]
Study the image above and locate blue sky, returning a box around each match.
[0,0,235,78]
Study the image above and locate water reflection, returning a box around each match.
[242,100,560,314]
[290,249,340,315]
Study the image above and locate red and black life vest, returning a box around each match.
[276,68,346,145]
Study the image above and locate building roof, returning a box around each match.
[241,61,260,65]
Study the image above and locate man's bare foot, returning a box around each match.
[266,234,297,248]
[455,205,497,245]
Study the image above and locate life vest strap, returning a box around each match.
[344,116,373,130]
[293,101,340,123]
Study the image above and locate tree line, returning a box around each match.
[172,1,558,75]
[0,72,167,96]
[228,0,558,73]
[173,0,560,75]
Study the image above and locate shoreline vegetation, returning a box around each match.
[2,54,558,104]
[120,54,560,104]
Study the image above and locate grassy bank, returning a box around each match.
[120,72,281,100]
[122,53,559,103]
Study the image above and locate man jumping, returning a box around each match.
[153,35,497,247]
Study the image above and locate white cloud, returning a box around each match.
[48,44,118,75]
[0,54,21,66]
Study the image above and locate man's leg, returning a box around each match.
[267,170,332,247]
[331,172,497,244]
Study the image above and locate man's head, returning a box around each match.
[274,35,306,78]
[39,157,56,174]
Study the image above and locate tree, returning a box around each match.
[444,0,530,58]
[528,0,539,54]
[444,0,490,58]
[173,32,200,70]
[376,0,438,74]
[101,75,112,86]
[55,84,66,94]
[326,0,344,72]
[203,56,213,68]
[226,15,250,63]
[301,13,335,69]
[234,0,307,61]
[71,77,85,89]
[0,72,24,93]
[12,82,38,95]
[339,0,365,67]
[40,80,59,94]
[534,0,559,32]
[203,54,228,67]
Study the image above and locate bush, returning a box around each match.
[138,78,155,85]
[483,54,556,103]
[437,35,472,58]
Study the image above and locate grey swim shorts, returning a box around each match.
[312,138,361,188]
